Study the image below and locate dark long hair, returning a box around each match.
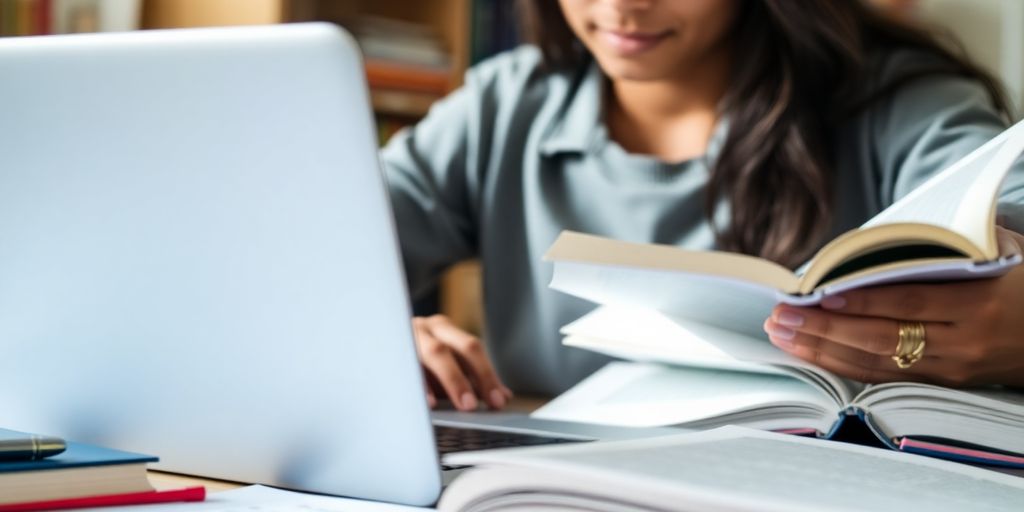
[518,0,1011,267]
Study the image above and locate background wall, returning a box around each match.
[914,0,1024,113]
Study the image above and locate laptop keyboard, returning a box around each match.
[434,425,586,470]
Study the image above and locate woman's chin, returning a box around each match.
[596,59,678,83]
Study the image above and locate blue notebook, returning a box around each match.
[0,429,158,506]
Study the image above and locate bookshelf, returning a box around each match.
[0,0,143,35]
[143,0,469,123]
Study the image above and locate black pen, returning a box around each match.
[0,429,66,461]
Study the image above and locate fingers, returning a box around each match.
[763,311,980,386]
[767,305,957,358]
[764,318,920,383]
[817,281,993,323]
[415,320,478,411]
[771,244,1024,387]
[425,316,512,406]
[412,315,512,411]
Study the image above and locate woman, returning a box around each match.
[382,0,1024,411]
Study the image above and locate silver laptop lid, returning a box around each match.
[0,23,440,506]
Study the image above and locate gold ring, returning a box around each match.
[892,322,926,369]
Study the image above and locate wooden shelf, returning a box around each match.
[289,0,469,90]
[371,89,440,118]
[143,0,469,92]
[143,0,284,27]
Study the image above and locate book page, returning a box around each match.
[561,306,794,367]
[550,261,782,340]
[531,362,837,434]
[561,306,860,404]
[862,119,1024,258]
[446,426,1024,512]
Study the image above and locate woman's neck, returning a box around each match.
[606,48,731,163]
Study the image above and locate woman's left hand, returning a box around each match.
[763,227,1024,387]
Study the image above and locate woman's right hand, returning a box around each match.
[412,315,513,411]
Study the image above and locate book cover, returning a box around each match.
[0,487,205,512]
[0,436,156,473]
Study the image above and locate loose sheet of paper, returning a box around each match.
[86,485,431,512]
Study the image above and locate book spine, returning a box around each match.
[469,0,520,65]
[495,0,519,53]
[364,60,451,95]
[15,0,29,35]
[34,0,49,35]
[470,0,494,65]
[0,0,15,36]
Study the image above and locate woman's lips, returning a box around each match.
[597,29,671,56]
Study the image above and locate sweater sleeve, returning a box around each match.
[867,51,1024,232]
[379,86,478,300]
[379,47,545,299]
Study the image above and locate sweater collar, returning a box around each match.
[539,62,604,156]
[539,61,730,164]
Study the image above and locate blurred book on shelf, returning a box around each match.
[0,0,140,37]
[343,15,450,92]
[336,14,453,130]
[346,14,450,69]
[364,59,450,97]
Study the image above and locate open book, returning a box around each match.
[439,426,1024,512]
[546,119,1024,305]
[536,120,1024,468]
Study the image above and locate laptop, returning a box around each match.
[0,24,677,506]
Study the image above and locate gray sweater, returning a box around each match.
[381,46,1024,395]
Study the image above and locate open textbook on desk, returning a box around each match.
[536,120,1024,467]
[440,427,1024,512]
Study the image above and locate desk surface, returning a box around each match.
[147,396,548,492]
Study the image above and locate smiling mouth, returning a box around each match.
[594,28,673,56]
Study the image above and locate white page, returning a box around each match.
[86,485,429,512]
[563,306,858,404]
[862,118,1024,254]
[564,333,790,375]
[550,262,780,339]
[447,426,1024,512]
[532,362,837,431]
[562,306,802,366]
